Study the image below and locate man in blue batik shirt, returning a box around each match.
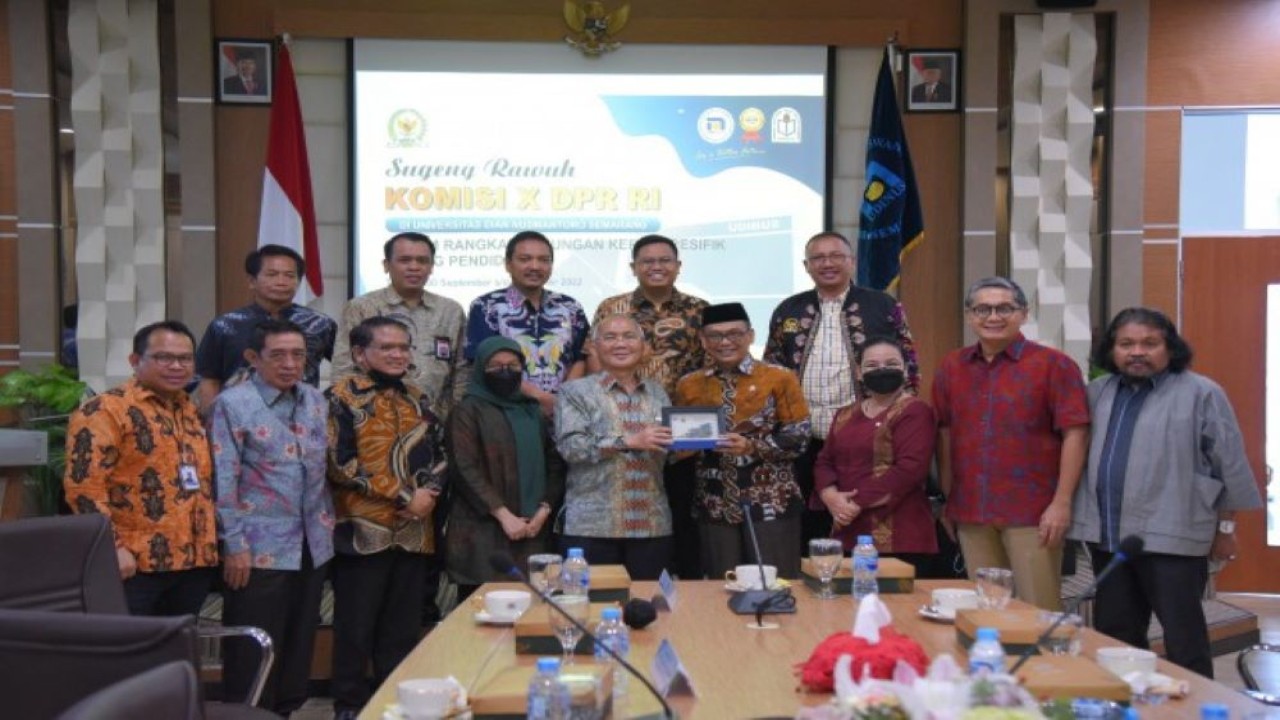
[464,230,590,416]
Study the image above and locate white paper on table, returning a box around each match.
[850,593,893,643]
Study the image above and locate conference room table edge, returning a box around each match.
[359,579,1266,719]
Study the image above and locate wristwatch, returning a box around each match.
[1217,519,1237,534]
[611,435,629,452]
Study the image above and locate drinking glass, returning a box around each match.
[975,567,1014,609]
[1037,611,1084,656]
[528,553,563,597]
[808,538,843,600]
[548,594,590,664]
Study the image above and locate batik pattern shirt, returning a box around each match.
[932,334,1090,526]
[674,357,811,524]
[64,379,219,573]
[593,288,709,396]
[554,374,672,538]
[326,374,448,555]
[464,286,590,394]
[764,284,920,401]
[210,374,335,571]
[332,287,467,418]
[196,303,336,387]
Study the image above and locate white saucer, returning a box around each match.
[383,703,473,720]
[724,579,789,593]
[918,605,957,623]
[473,609,521,625]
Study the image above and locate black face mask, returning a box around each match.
[862,367,906,395]
[484,368,523,397]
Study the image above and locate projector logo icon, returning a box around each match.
[388,109,428,148]
[697,107,735,145]
[771,108,802,144]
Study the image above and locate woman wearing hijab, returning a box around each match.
[446,336,565,600]
[812,336,938,565]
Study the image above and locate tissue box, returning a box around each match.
[471,663,614,718]
[587,564,631,603]
[1014,655,1133,702]
[514,602,615,655]
[955,609,1042,656]
[799,557,916,594]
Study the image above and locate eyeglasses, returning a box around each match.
[704,329,749,344]
[369,343,413,354]
[145,353,196,367]
[484,362,524,372]
[804,253,851,266]
[635,257,677,268]
[967,304,1023,319]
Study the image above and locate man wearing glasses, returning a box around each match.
[64,321,219,616]
[764,232,919,550]
[675,303,811,578]
[932,276,1089,611]
[590,234,709,578]
[326,316,448,719]
[333,232,467,419]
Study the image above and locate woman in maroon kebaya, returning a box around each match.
[812,337,939,562]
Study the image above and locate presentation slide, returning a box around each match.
[352,41,829,329]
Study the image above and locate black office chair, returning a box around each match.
[57,660,202,720]
[0,607,276,719]
[1237,643,1280,705]
[0,514,275,709]
[0,513,127,613]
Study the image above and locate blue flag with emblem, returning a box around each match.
[857,49,924,292]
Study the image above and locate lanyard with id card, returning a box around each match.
[179,463,202,491]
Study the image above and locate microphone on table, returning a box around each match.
[487,552,674,720]
[1008,534,1145,673]
[727,500,796,626]
[623,598,657,630]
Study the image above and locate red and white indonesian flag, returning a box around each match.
[258,43,323,304]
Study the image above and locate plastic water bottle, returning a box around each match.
[852,534,879,599]
[527,656,571,719]
[968,627,1006,675]
[594,606,631,702]
[561,547,590,598]
[1200,703,1229,720]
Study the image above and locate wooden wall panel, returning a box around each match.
[1140,242,1177,318]
[1148,0,1280,108]
[1181,236,1280,591]
[1142,111,1180,228]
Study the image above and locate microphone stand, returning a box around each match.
[495,558,675,719]
[728,500,796,625]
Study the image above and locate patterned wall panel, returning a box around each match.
[69,0,164,391]
[1009,13,1096,370]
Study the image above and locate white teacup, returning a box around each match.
[1096,647,1158,677]
[397,678,459,719]
[483,589,532,619]
[931,588,979,618]
[725,564,778,590]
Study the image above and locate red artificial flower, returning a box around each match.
[796,630,930,693]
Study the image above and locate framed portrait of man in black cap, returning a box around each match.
[905,49,960,113]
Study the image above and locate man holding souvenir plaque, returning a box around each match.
[674,302,811,579]
[554,314,674,580]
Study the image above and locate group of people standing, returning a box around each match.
[62,228,1260,720]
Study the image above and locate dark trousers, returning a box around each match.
[124,567,215,617]
[1091,548,1213,678]
[221,548,327,714]
[559,535,674,581]
[331,549,428,712]
[664,458,703,579]
[794,440,832,553]
[700,514,802,580]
